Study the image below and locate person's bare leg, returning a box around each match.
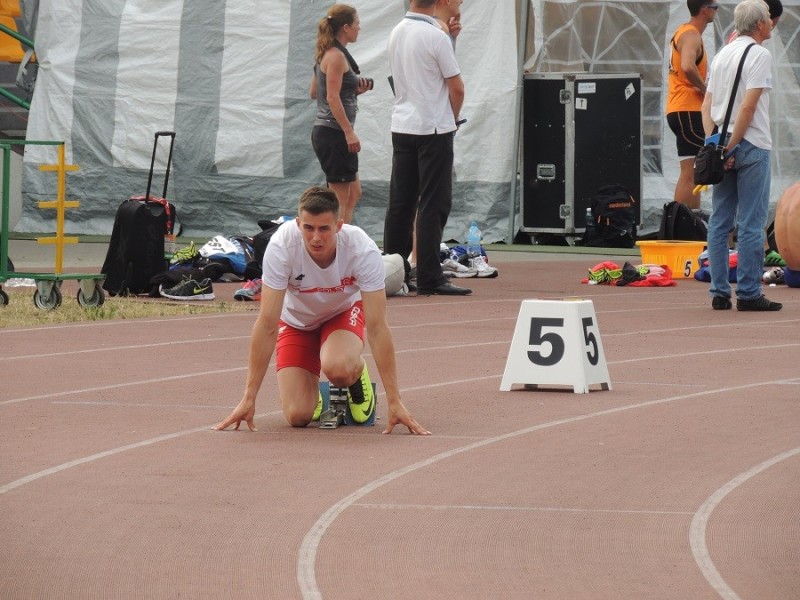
[276,367,320,427]
[328,176,361,224]
[675,157,700,209]
[320,329,364,387]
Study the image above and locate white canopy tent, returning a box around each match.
[15,0,800,244]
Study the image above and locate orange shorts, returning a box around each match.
[275,301,365,374]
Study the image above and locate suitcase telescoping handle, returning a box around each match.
[144,131,176,201]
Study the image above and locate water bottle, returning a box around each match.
[466,221,482,258]
[584,207,596,240]
[164,233,177,261]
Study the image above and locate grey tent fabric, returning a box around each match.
[16,0,800,243]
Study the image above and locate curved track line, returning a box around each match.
[3,316,797,362]
[2,335,251,362]
[0,426,210,495]
[5,341,800,406]
[0,311,252,334]
[0,366,247,405]
[0,411,284,495]
[296,377,793,600]
[689,447,800,600]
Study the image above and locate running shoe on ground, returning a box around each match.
[470,255,499,278]
[170,240,198,265]
[160,277,215,301]
[234,278,262,301]
[711,296,732,310]
[737,295,782,311]
[762,267,784,285]
[442,258,476,278]
[347,363,375,423]
[312,390,323,421]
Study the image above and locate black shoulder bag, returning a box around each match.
[693,43,755,186]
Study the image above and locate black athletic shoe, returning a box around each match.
[711,296,732,310]
[736,295,782,312]
[160,277,215,301]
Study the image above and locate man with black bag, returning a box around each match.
[701,0,781,311]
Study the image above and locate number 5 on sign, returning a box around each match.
[500,299,611,394]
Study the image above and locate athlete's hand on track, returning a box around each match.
[215,398,257,432]
[382,401,431,435]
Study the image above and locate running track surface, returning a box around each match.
[1,255,798,599]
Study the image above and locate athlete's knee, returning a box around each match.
[323,358,363,388]
[284,406,313,427]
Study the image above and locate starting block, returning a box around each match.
[318,380,377,429]
[500,299,611,394]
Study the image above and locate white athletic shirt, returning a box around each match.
[707,35,772,150]
[388,12,461,135]
[262,220,385,331]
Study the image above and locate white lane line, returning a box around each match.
[52,401,226,409]
[689,447,800,600]
[354,503,694,516]
[0,410,284,495]
[296,377,795,600]
[0,311,252,334]
[0,366,247,405]
[4,340,800,407]
[2,335,251,361]
[3,371,796,598]
[2,314,797,362]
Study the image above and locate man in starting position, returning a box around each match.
[216,185,430,435]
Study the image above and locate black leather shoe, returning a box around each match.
[737,295,782,311]
[417,282,472,296]
[711,296,732,310]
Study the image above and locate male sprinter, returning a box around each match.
[216,186,430,435]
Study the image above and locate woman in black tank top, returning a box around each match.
[309,4,373,224]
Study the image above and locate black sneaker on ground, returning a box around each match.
[736,295,782,312]
[160,277,215,301]
[711,296,732,310]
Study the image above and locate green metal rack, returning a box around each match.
[0,140,105,309]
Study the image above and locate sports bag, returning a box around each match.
[583,184,637,248]
[693,144,725,186]
[658,201,707,241]
[693,43,754,187]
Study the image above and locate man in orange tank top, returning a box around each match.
[666,0,719,209]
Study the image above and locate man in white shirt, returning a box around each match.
[384,0,470,296]
[216,186,430,434]
[701,0,781,311]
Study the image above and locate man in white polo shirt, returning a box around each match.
[383,0,470,296]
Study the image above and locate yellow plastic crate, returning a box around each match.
[636,240,706,279]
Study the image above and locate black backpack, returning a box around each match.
[583,184,637,248]
[658,201,707,241]
[242,220,281,280]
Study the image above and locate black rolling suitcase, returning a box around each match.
[101,131,177,296]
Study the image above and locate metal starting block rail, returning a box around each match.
[318,380,377,429]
